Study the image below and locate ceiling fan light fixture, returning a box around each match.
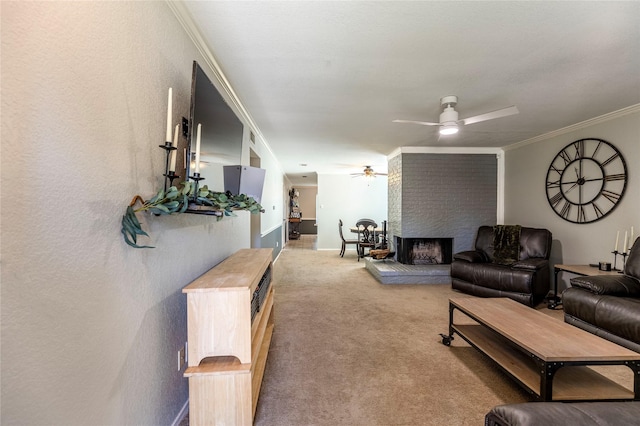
[439,123,459,135]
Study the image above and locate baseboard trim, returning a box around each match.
[171,399,189,426]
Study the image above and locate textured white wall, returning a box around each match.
[296,186,317,219]
[504,110,640,291]
[317,174,388,250]
[0,2,282,424]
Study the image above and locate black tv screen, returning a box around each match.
[187,60,244,191]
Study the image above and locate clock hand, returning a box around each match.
[577,158,584,207]
[579,158,582,181]
[564,182,579,193]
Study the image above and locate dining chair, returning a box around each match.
[355,219,378,261]
[338,219,359,258]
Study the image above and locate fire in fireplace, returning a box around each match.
[395,237,453,265]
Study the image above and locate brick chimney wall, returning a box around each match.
[388,153,497,254]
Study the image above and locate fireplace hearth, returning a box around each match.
[395,237,453,265]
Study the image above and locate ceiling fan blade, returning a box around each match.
[461,106,519,126]
[393,119,441,126]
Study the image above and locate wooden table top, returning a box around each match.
[349,227,385,233]
[450,297,640,362]
[555,264,621,276]
[183,248,272,292]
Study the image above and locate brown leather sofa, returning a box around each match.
[451,225,553,307]
[563,237,640,353]
[486,401,640,426]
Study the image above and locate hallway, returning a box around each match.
[284,234,317,251]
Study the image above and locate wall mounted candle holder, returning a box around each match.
[159,141,180,191]
[188,171,205,202]
[122,181,264,248]
[120,88,265,248]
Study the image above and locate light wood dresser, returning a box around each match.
[183,248,274,425]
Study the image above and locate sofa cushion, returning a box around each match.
[473,226,552,262]
[453,250,487,263]
[519,227,552,260]
[474,225,495,259]
[570,275,640,296]
[452,262,534,294]
[487,401,640,426]
[512,258,549,271]
[563,288,640,347]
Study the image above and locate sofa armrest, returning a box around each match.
[512,258,548,271]
[570,274,640,296]
[453,250,487,263]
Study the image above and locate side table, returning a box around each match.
[548,264,621,310]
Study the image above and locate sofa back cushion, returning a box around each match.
[570,274,640,296]
[474,225,552,261]
[624,237,640,279]
[520,227,552,260]
[474,226,495,259]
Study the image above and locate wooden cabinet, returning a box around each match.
[183,248,274,425]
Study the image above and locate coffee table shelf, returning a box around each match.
[443,297,640,401]
[454,324,634,400]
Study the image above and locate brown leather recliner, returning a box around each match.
[486,401,640,426]
[451,225,553,307]
[563,237,640,353]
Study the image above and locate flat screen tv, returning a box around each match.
[186,60,244,192]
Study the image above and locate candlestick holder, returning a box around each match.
[611,250,621,271]
[159,141,178,192]
[620,251,629,273]
[189,172,205,201]
[164,170,180,188]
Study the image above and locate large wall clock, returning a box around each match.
[545,138,627,224]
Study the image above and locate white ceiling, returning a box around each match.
[181,1,640,186]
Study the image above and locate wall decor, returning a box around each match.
[545,138,627,224]
[121,181,263,249]
[120,85,264,249]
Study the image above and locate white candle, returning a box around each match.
[623,231,628,253]
[194,123,202,173]
[169,124,179,172]
[166,87,172,142]
[631,226,635,246]
[615,231,620,251]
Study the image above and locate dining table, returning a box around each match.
[349,225,388,249]
[349,226,384,234]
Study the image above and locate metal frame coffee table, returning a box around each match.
[441,297,640,401]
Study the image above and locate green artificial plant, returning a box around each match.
[122,180,263,248]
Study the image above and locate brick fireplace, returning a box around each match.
[366,150,498,284]
[387,151,498,256]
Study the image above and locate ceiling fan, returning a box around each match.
[351,165,387,178]
[393,95,519,135]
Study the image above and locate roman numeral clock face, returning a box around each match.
[546,138,627,224]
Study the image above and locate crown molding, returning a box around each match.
[502,103,640,151]
[388,146,503,159]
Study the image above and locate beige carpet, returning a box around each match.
[254,247,563,425]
